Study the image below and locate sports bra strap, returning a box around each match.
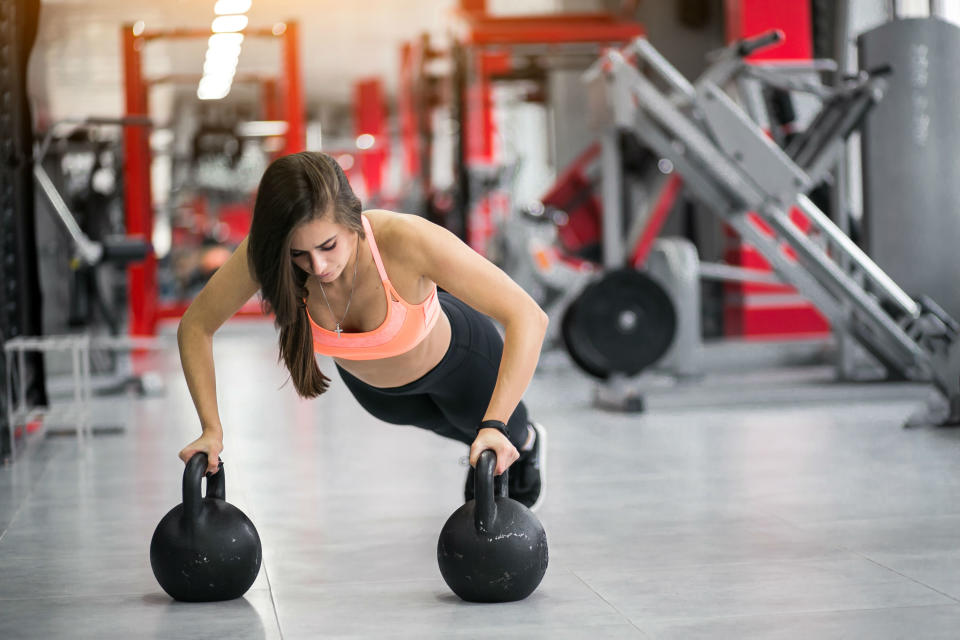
[361,214,389,283]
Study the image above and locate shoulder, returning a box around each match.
[364,209,460,276]
[364,209,442,250]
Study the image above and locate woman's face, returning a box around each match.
[289,216,358,284]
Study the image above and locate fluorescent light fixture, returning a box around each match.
[198,81,232,100]
[201,69,235,86]
[205,46,241,63]
[203,58,238,76]
[208,33,244,48]
[356,134,375,150]
[236,121,289,137]
[200,72,232,87]
[214,0,252,15]
[198,84,231,100]
[211,15,248,33]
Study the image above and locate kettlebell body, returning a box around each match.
[437,450,548,602]
[150,453,262,602]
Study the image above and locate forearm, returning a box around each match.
[177,319,224,436]
[482,307,549,425]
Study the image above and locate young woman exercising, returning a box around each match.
[176,151,548,510]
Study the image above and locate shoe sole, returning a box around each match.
[528,421,547,513]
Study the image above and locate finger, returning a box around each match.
[497,451,509,475]
[469,444,481,467]
[501,446,519,474]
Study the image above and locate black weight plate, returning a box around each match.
[561,268,677,379]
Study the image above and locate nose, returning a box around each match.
[309,252,327,275]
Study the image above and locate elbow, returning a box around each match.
[529,303,549,337]
[177,309,210,347]
[176,316,193,348]
[536,307,549,332]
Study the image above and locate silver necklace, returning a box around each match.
[316,233,361,337]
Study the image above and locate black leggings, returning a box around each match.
[335,292,529,449]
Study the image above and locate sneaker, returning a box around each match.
[508,421,547,512]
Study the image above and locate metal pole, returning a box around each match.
[121,24,156,336]
[600,127,624,269]
[795,194,920,317]
[81,336,92,441]
[631,38,696,101]
[282,21,305,155]
[6,347,14,459]
[71,340,82,442]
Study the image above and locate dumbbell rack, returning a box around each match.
[591,37,960,426]
[4,334,168,459]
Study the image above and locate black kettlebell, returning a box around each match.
[437,449,548,602]
[150,453,262,602]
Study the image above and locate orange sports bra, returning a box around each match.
[306,214,442,360]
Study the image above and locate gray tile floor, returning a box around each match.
[2,320,960,639]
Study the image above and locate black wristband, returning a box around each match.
[477,420,510,439]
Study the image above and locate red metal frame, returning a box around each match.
[722,0,827,339]
[459,13,645,46]
[455,10,644,257]
[122,26,156,337]
[354,78,388,203]
[121,22,305,334]
[399,42,420,181]
[725,0,812,60]
[630,174,684,268]
[281,21,305,156]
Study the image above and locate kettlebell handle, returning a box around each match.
[474,449,508,533]
[184,452,226,520]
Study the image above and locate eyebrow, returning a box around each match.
[290,235,337,252]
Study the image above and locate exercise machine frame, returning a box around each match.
[589,31,959,426]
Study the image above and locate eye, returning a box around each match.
[321,242,337,252]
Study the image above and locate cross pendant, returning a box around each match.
[335,324,342,338]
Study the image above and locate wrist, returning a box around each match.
[201,423,223,437]
[477,419,510,439]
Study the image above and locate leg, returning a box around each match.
[423,294,545,511]
[425,293,530,449]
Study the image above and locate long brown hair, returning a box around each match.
[247,152,363,397]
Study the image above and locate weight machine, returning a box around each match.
[583,31,959,426]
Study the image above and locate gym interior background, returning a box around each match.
[3,0,960,637]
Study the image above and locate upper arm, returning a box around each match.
[180,236,261,335]
[399,214,546,326]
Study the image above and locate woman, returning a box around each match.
[177,151,548,510]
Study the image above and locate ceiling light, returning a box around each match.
[198,81,231,100]
[214,0,252,15]
[205,45,241,62]
[211,15,248,33]
[203,57,238,76]
[208,33,244,48]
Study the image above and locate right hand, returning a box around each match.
[178,433,224,475]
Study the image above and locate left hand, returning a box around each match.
[469,428,519,476]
